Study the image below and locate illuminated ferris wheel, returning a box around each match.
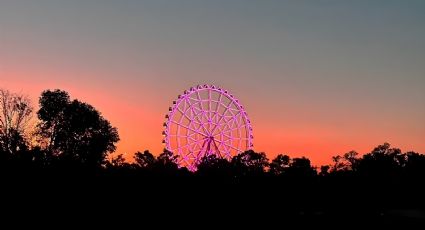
[163,84,253,171]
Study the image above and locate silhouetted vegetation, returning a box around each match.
[1,88,424,225]
[36,89,119,169]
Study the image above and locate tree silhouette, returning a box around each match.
[108,154,129,168]
[355,143,404,176]
[269,154,291,176]
[197,154,232,178]
[0,89,33,155]
[151,149,180,174]
[331,150,359,172]
[36,89,70,152]
[286,157,317,178]
[231,150,269,177]
[134,150,156,169]
[0,128,29,167]
[404,151,425,178]
[37,89,119,168]
[319,165,330,176]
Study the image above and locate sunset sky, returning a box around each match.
[1,0,424,166]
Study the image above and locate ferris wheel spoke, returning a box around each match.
[180,100,207,135]
[212,116,234,137]
[217,144,232,159]
[208,88,212,121]
[223,110,241,128]
[210,98,238,135]
[195,90,208,122]
[176,107,203,126]
[176,101,208,138]
[168,134,201,141]
[211,139,222,158]
[185,97,210,136]
[213,140,243,153]
[213,112,246,137]
[195,138,209,160]
[173,133,205,143]
[210,115,225,136]
[211,112,230,136]
[213,138,231,145]
[190,139,205,152]
[170,120,208,137]
[172,137,208,152]
[196,90,204,109]
[216,140,231,156]
[213,123,247,137]
[210,91,223,123]
[214,103,234,135]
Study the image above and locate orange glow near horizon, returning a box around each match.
[2,70,425,167]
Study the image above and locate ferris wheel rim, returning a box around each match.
[163,84,253,169]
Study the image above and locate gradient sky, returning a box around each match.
[1,0,424,166]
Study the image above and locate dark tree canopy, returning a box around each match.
[331,150,359,172]
[355,143,404,176]
[231,150,269,176]
[286,157,317,177]
[134,150,156,169]
[0,89,33,155]
[197,154,232,177]
[269,154,291,176]
[37,89,119,168]
[153,149,179,171]
[37,89,70,126]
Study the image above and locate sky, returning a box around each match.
[1,0,424,166]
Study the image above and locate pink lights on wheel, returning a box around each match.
[163,84,253,171]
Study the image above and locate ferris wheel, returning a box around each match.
[163,84,253,171]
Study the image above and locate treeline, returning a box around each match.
[1,88,425,224]
[1,88,424,179]
[0,88,423,175]
[1,89,118,171]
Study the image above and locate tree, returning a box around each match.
[404,151,425,177]
[108,154,131,168]
[154,149,178,169]
[134,150,156,169]
[142,149,185,177]
[286,157,317,178]
[0,89,33,154]
[356,143,404,176]
[36,89,70,151]
[197,154,232,177]
[319,165,330,176]
[37,89,119,168]
[231,150,269,176]
[269,154,291,176]
[331,150,359,172]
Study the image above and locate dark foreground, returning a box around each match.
[2,171,424,228]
